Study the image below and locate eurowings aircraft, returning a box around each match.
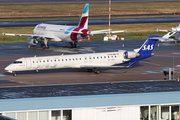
[3,3,126,49]
[5,36,161,76]
[157,24,180,42]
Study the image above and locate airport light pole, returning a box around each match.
[108,0,111,38]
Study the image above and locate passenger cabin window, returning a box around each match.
[13,61,23,64]
[104,56,106,58]
[101,56,102,59]
[80,58,81,60]
[93,57,95,59]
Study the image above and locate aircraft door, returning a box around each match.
[25,58,32,69]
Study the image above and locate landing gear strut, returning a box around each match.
[13,71,17,77]
[40,43,49,49]
[70,42,77,48]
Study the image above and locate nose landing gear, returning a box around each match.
[13,71,17,77]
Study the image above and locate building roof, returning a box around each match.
[1,81,180,112]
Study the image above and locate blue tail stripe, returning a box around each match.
[83,3,89,14]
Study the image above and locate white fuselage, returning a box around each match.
[5,51,128,72]
[33,24,81,42]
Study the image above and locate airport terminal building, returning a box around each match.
[0,81,180,120]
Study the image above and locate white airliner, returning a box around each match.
[157,24,180,42]
[5,35,161,76]
[2,3,126,49]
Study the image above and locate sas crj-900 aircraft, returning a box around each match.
[3,3,126,49]
[5,36,161,76]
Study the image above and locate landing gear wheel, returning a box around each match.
[87,69,93,72]
[95,69,100,74]
[42,44,49,49]
[13,71,17,77]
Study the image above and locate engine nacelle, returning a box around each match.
[81,29,90,38]
[123,51,140,59]
[27,37,38,46]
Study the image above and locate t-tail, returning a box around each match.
[78,3,89,29]
[128,35,161,66]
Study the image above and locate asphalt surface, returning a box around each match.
[1,17,180,27]
[0,40,180,56]
[0,40,180,87]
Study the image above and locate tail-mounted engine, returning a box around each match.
[123,51,140,59]
[27,37,38,46]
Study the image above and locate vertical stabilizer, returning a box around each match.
[136,35,160,55]
[128,36,161,66]
[78,3,89,29]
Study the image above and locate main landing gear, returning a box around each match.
[87,69,101,74]
[40,43,49,49]
[70,42,77,48]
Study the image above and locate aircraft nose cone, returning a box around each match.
[5,65,15,72]
[5,66,10,71]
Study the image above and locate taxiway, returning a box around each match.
[0,40,180,86]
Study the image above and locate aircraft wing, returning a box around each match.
[3,32,62,42]
[2,33,54,39]
[90,29,127,35]
[80,64,131,69]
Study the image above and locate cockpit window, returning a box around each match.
[13,61,23,64]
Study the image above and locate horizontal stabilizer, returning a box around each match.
[90,29,127,35]
[157,29,180,33]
